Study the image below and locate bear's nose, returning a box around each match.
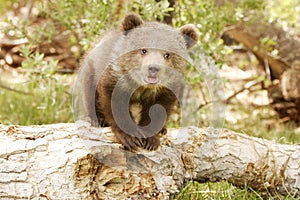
[148,64,160,75]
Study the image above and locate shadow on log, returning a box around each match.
[0,123,299,199]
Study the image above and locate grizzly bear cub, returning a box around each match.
[76,13,199,151]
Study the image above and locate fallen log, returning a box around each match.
[223,25,289,79]
[0,123,299,199]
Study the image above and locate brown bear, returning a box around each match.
[74,13,199,151]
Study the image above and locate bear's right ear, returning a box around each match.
[179,24,199,49]
[122,13,144,32]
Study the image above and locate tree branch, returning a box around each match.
[0,82,31,95]
[223,25,289,79]
[196,79,263,110]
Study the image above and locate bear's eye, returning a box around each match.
[141,49,148,55]
[164,53,170,59]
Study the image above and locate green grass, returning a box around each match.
[0,78,73,125]
[175,181,261,200]
[224,102,300,144]
[175,181,298,200]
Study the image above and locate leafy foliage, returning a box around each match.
[38,0,115,50]
[266,0,300,31]
[0,45,73,125]
[132,0,174,21]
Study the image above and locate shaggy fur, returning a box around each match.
[76,13,199,151]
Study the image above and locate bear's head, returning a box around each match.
[112,13,199,88]
[122,13,199,49]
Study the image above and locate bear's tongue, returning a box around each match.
[145,76,158,84]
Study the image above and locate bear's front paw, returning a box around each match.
[114,131,143,151]
[159,127,167,135]
[142,135,160,151]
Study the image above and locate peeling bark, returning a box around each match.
[0,123,299,199]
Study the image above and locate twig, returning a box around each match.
[0,82,31,95]
[225,79,263,104]
[0,38,28,46]
[196,79,263,111]
[264,58,271,81]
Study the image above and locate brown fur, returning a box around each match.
[122,13,143,32]
[76,13,199,151]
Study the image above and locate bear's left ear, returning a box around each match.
[179,24,199,49]
[122,13,144,32]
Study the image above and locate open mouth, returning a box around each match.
[144,76,159,84]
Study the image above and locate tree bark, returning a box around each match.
[0,123,299,199]
[223,21,300,79]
